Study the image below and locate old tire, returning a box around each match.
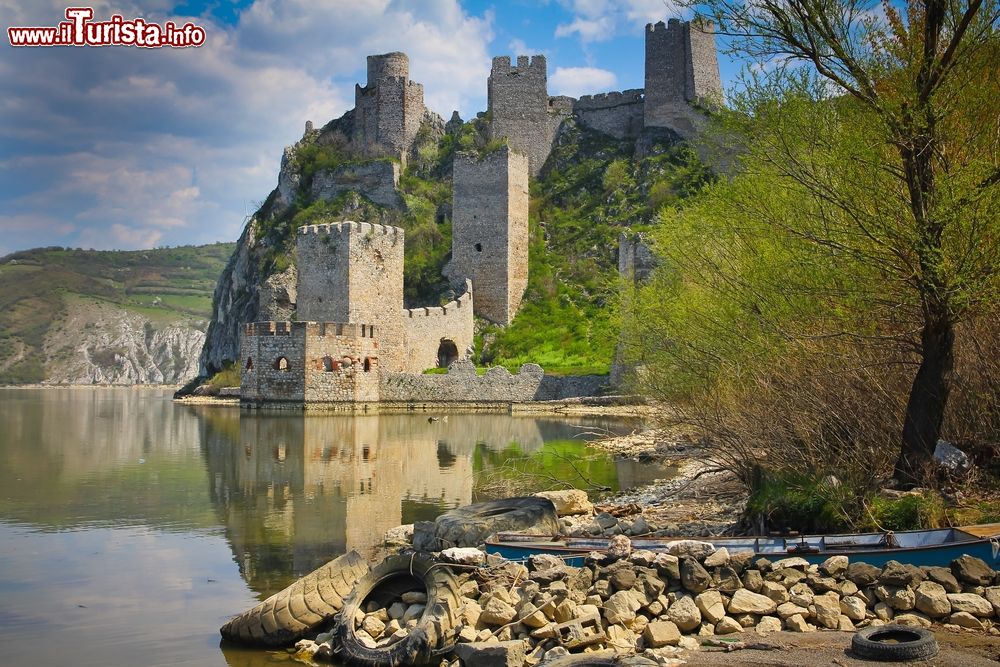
[333,552,461,666]
[413,497,559,551]
[851,625,939,661]
[220,550,369,647]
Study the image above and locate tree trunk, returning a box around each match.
[894,316,954,485]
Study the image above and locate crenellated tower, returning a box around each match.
[296,222,406,372]
[487,55,570,176]
[644,19,722,134]
[353,52,427,163]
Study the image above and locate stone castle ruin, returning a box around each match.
[240,18,719,408]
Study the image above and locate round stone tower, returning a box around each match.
[367,52,409,86]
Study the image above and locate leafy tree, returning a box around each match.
[682,0,1000,483]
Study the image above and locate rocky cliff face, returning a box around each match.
[43,298,205,384]
[198,222,297,376]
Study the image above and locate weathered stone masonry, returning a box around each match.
[450,147,530,326]
[241,221,475,408]
[487,55,571,176]
[644,19,722,135]
[353,52,428,163]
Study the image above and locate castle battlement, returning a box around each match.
[404,280,473,319]
[243,321,378,338]
[298,221,404,239]
[491,54,547,77]
[575,89,645,109]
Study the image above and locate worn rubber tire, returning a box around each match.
[333,552,461,666]
[413,497,559,551]
[220,550,369,647]
[851,625,939,661]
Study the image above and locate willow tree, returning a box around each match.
[674,0,1000,483]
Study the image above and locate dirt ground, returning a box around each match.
[681,629,1000,667]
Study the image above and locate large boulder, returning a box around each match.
[951,554,995,587]
[914,580,951,618]
[727,589,778,615]
[534,490,594,516]
[879,560,925,588]
[667,595,702,631]
[681,557,712,593]
[946,593,994,617]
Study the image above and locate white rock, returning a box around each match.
[946,593,993,617]
[603,590,640,625]
[771,556,810,570]
[819,555,849,577]
[695,590,726,624]
[643,620,681,648]
[534,489,594,516]
[914,580,951,618]
[665,540,716,560]
[777,602,809,619]
[948,611,984,629]
[761,580,790,604]
[440,547,486,566]
[727,589,778,615]
[703,547,730,568]
[715,617,742,634]
[839,596,867,621]
[786,614,814,632]
[755,615,783,635]
[812,596,841,629]
[893,612,932,628]
[667,595,702,632]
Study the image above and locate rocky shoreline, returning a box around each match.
[291,538,1000,667]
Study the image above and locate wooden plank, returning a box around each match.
[959,523,1000,538]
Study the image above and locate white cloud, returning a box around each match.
[0,0,494,252]
[554,0,685,43]
[550,66,618,96]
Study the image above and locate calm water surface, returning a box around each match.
[0,388,669,667]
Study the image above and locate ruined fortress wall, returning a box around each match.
[402,282,474,373]
[572,89,646,139]
[379,360,607,403]
[240,321,307,403]
[296,222,406,372]
[310,160,402,209]
[240,321,382,405]
[302,322,381,404]
[451,148,529,325]
[353,52,426,162]
[644,19,721,134]
[487,55,568,175]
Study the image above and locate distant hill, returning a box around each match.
[0,243,235,385]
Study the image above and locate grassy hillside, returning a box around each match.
[241,117,711,377]
[0,243,234,384]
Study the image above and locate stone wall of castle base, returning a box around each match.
[378,360,608,404]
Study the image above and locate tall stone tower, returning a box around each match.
[487,55,569,176]
[296,222,406,371]
[644,19,722,133]
[353,52,426,163]
[450,147,530,326]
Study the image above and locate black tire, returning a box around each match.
[413,497,560,551]
[333,552,462,666]
[850,625,939,661]
[219,550,369,647]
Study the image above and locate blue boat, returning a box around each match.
[485,524,1000,568]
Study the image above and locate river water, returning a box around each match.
[0,387,669,667]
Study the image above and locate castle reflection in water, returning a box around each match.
[195,408,635,595]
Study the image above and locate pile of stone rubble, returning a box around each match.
[294,535,1000,666]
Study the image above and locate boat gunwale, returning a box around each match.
[486,525,998,560]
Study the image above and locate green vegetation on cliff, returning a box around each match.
[246,116,712,376]
[0,244,234,384]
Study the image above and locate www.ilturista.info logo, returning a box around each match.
[8,7,206,48]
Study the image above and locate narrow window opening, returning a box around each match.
[474,243,483,252]
[273,356,290,371]
[245,357,253,371]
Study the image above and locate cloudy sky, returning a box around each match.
[0,0,741,255]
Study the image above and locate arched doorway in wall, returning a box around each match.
[437,339,459,368]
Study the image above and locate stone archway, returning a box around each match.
[437,339,459,368]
